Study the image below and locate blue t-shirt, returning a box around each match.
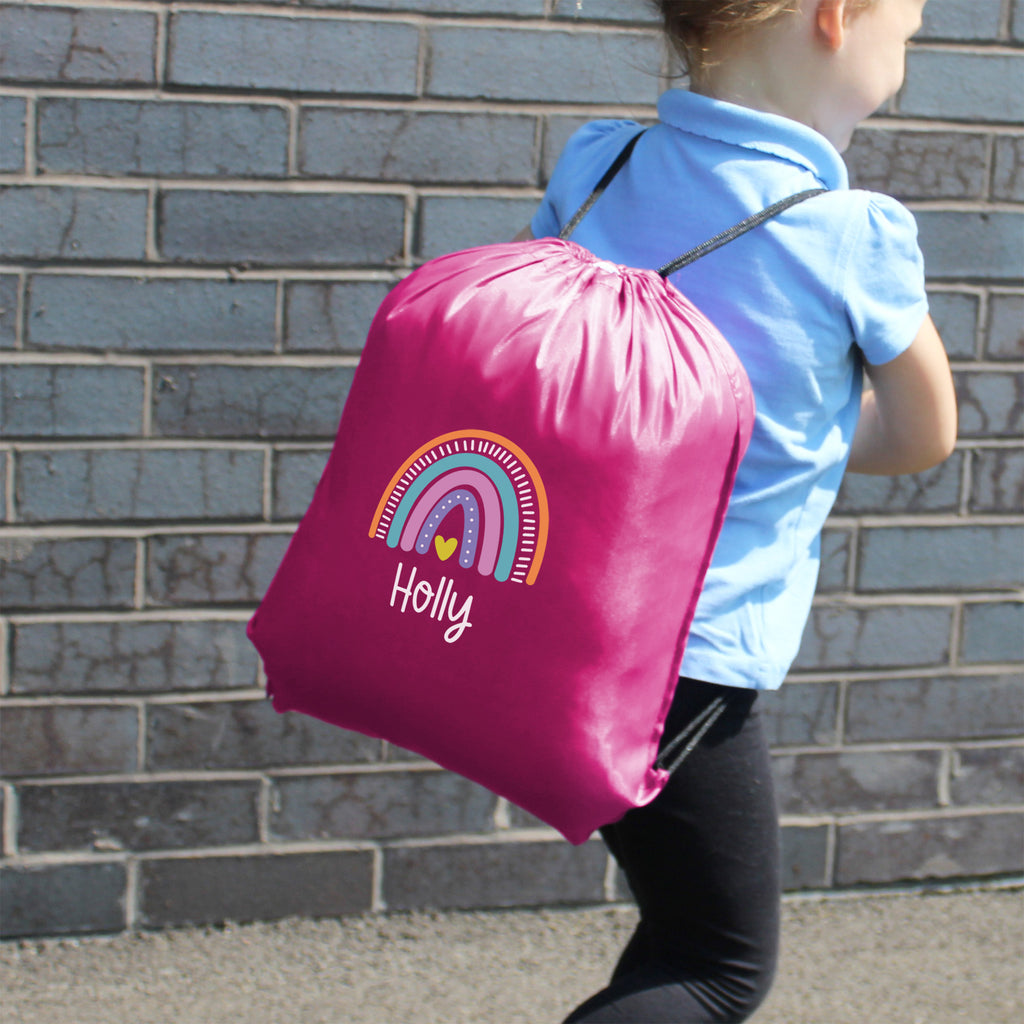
[531,89,928,690]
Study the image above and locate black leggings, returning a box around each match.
[565,678,780,1023]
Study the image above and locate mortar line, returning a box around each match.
[23,95,36,177]
[371,845,386,912]
[999,0,1014,38]
[823,820,837,888]
[3,444,15,522]
[273,278,285,355]
[134,535,146,611]
[154,2,168,88]
[123,856,139,930]
[135,701,147,775]
[1,780,17,856]
[262,444,273,523]
[286,98,300,178]
[0,617,9,697]
[258,774,273,844]
[13,270,26,351]
[603,849,619,902]
[937,746,953,808]
[145,183,159,261]
[949,600,966,669]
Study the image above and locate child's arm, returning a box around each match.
[847,314,957,476]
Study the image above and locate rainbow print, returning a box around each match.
[369,430,549,585]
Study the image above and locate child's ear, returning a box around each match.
[814,0,848,52]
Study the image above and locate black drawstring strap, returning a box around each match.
[557,127,826,275]
[655,695,731,775]
[559,130,645,241]
[656,188,827,277]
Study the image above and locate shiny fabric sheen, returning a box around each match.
[247,237,754,844]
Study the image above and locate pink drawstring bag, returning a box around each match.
[247,133,821,843]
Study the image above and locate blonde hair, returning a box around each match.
[653,1,874,81]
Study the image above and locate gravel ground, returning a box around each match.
[2,888,1021,1024]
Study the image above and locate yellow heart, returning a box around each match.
[434,536,458,561]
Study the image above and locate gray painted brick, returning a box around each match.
[383,839,608,911]
[836,813,1024,886]
[299,109,538,184]
[543,115,594,183]
[901,52,1024,123]
[0,364,144,438]
[27,276,277,354]
[780,825,830,891]
[0,186,147,261]
[816,529,851,593]
[0,274,17,349]
[969,449,1024,514]
[986,293,1024,360]
[147,533,290,606]
[551,0,658,22]
[0,95,25,171]
[845,675,1024,743]
[793,604,953,671]
[773,750,942,815]
[17,779,261,853]
[10,619,258,695]
[146,700,381,771]
[427,27,661,104]
[918,0,1004,39]
[960,603,1024,664]
[15,448,265,523]
[992,136,1024,202]
[159,190,406,267]
[0,536,136,612]
[0,0,1019,938]
[284,281,391,352]
[506,802,545,830]
[270,769,497,841]
[315,0,543,11]
[152,364,353,440]
[168,12,419,97]
[272,448,329,520]
[950,746,1024,806]
[0,703,138,777]
[845,128,988,200]
[928,291,978,360]
[0,862,126,940]
[37,98,289,179]
[916,211,1024,281]
[0,5,156,85]
[1016,0,1024,42]
[139,850,374,929]
[858,525,1024,592]
[760,682,839,748]
[418,197,539,260]
[834,453,963,515]
[0,449,7,521]
[955,371,1024,439]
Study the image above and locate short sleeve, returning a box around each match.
[530,119,641,240]
[843,194,929,366]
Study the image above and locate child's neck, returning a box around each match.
[692,63,814,131]
[689,11,852,152]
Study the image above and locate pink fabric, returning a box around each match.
[247,238,754,844]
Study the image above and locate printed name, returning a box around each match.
[389,562,474,644]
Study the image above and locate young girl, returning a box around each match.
[520,1,957,1021]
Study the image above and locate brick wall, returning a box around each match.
[0,0,1021,939]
